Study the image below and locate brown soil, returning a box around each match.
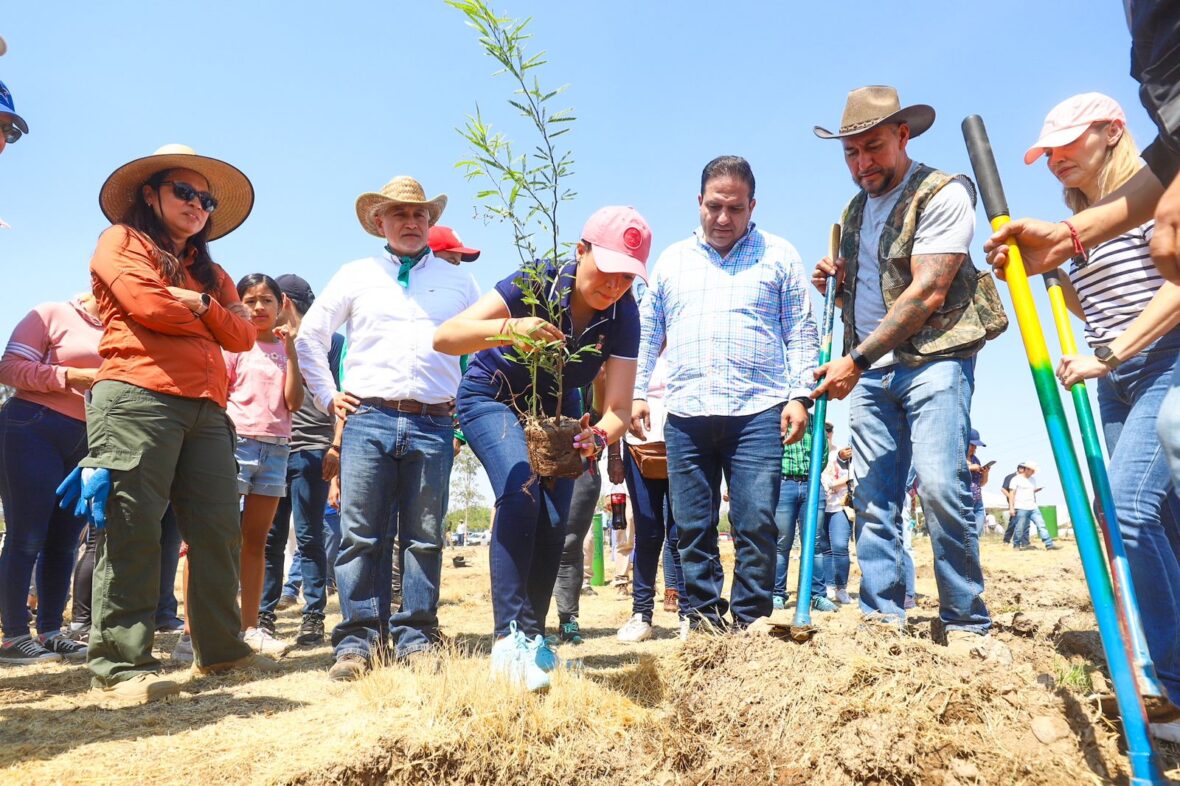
[3,538,1179,785]
[523,416,584,478]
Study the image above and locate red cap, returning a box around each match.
[581,206,652,282]
[428,225,481,262]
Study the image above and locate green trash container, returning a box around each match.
[591,513,605,586]
[1039,505,1058,539]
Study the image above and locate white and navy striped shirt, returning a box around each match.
[1071,221,1164,346]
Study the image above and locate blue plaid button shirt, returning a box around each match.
[635,224,819,417]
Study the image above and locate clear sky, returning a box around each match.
[0,1,1150,510]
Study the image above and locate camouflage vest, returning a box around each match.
[839,164,1008,366]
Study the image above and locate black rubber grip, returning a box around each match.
[961,115,1010,221]
[1042,269,1064,291]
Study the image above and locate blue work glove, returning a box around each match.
[56,466,112,529]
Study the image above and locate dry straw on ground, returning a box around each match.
[3,540,1179,785]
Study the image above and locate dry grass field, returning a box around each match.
[3,535,1180,785]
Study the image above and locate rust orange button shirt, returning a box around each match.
[89,225,255,407]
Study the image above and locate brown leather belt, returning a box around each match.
[359,397,454,417]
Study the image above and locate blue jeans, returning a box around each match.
[972,500,986,539]
[1102,328,1180,704]
[849,359,989,633]
[457,377,572,638]
[0,400,89,638]
[818,508,852,590]
[666,405,782,628]
[773,477,823,599]
[1014,508,1054,547]
[284,504,341,596]
[156,506,183,627]
[624,447,687,623]
[332,404,453,661]
[263,449,330,616]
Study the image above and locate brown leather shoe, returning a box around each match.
[663,588,679,613]
[90,673,180,704]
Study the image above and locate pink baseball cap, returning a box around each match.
[581,205,652,282]
[1023,92,1127,165]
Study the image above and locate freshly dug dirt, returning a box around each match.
[5,539,1179,785]
[524,416,584,478]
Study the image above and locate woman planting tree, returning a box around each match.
[434,205,650,691]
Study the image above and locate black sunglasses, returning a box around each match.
[0,120,21,145]
[159,180,218,213]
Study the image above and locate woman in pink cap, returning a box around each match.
[434,205,650,692]
[1004,93,1180,736]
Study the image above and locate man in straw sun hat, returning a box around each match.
[810,86,1008,658]
[296,175,480,681]
[75,143,278,703]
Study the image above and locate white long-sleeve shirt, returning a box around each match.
[296,251,479,413]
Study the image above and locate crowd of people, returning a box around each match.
[1,16,1179,741]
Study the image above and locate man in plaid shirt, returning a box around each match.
[632,155,819,630]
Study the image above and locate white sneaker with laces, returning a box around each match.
[617,613,652,643]
[825,586,837,602]
[242,627,292,657]
[834,588,853,605]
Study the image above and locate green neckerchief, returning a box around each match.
[385,244,430,288]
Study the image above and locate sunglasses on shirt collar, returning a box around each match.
[158,180,219,214]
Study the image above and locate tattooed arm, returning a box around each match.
[811,252,964,401]
[854,252,965,363]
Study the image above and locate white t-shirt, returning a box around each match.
[626,353,667,445]
[853,162,976,368]
[1009,473,1038,510]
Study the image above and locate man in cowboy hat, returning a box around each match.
[811,86,1007,658]
[295,176,479,681]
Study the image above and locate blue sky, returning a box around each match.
[0,1,1149,510]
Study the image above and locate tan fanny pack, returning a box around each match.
[627,441,668,480]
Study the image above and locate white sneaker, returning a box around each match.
[171,634,194,664]
[834,588,853,605]
[825,587,837,601]
[617,613,652,643]
[242,627,292,657]
[1152,720,1180,743]
[678,618,690,642]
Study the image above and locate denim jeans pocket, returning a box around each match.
[1,398,46,427]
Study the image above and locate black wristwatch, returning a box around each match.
[849,347,872,371]
[1095,345,1122,370]
[198,292,212,315]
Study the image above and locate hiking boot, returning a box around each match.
[39,632,87,662]
[193,652,281,676]
[242,626,292,657]
[171,634,194,664]
[257,612,277,636]
[328,653,369,682]
[811,595,839,613]
[0,634,62,664]
[617,613,653,643]
[663,588,679,613]
[834,588,854,605]
[91,673,180,704]
[276,594,298,611]
[558,618,583,645]
[296,614,325,645]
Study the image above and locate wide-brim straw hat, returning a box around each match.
[355,176,447,237]
[98,144,254,241]
[814,85,935,140]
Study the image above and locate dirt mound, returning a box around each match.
[284,608,1157,786]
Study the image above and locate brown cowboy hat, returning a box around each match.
[355,176,447,237]
[98,144,254,240]
[813,85,935,140]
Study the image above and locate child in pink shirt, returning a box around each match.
[224,274,302,656]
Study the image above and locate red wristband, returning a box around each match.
[1061,220,1088,264]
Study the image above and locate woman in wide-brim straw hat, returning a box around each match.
[988,94,1180,738]
[76,144,277,703]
